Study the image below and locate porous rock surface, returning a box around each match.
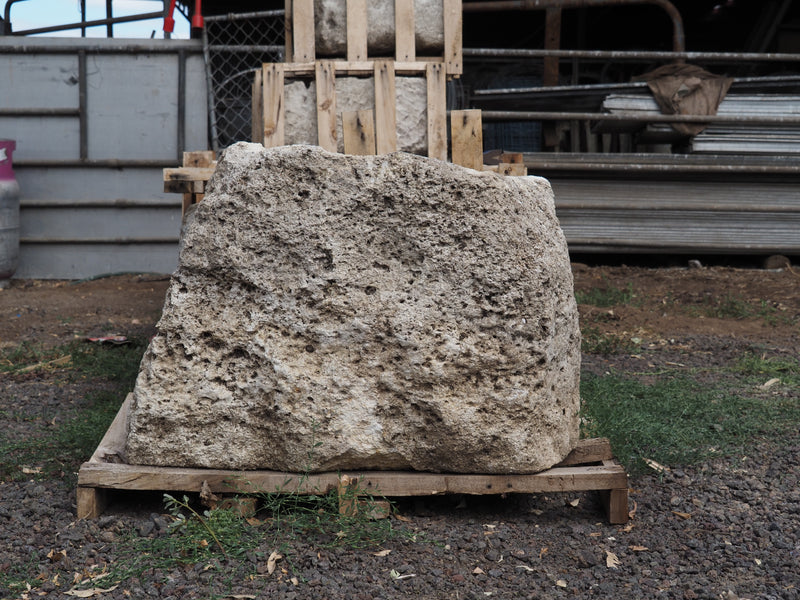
[284,77,427,154]
[314,0,444,56]
[125,143,581,474]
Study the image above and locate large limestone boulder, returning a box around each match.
[125,144,581,474]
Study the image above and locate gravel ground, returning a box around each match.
[2,267,798,599]
[1,436,799,600]
[2,361,799,600]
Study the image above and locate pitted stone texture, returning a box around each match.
[314,0,444,56]
[125,144,581,474]
[284,77,427,154]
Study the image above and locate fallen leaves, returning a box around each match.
[671,511,692,520]
[266,551,282,575]
[373,549,392,557]
[761,378,780,389]
[605,550,621,569]
[643,458,670,474]
[64,585,119,597]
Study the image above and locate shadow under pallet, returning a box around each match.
[77,394,629,524]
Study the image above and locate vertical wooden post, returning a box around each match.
[77,487,108,519]
[315,60,338,152]
[346,0,368,61]
[284,0,294,63]
[443,0,463,76]
[338,474,359,516]
[293,0,315,62]
[395,0,416,62]
[450,109,483,170]
[251,67,264,143]
[426,62,447,161]
[374,60,398,154]
[343,110,377,155]
[262,63,285,148]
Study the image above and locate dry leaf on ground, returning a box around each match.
[267,551,282,575]
[64,586,119,597]
[606,550,621,569]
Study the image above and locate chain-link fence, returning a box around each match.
[203,11,285,151]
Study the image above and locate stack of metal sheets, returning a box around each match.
[601,93,800,153]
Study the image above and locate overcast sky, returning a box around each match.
[7,0,190,38]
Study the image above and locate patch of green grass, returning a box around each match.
[575,282,636,308]
[0,339,148,481]
[580,371,800,473]
[688,294,795,327]
[0,550,42,598]
[732,352,800,380]
[581,326,637,355]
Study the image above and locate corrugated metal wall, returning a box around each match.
[0,37,208,279]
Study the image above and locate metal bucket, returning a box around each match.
[0,140,20,284]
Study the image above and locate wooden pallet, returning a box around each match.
[77,394,629,524]
[285,0,462,76]
[252,59,448,159]
[162,151,217,215]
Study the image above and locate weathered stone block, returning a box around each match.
[314,0,444,56]
[125,143,581,474]
[284,76,427,154]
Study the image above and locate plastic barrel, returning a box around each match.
[0,140,20,283]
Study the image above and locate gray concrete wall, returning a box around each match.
[0,37,209,279]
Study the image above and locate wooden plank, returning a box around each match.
[346,0,368,62]
[374,60,397,154]
[603,487,630,525]
[163,166,216,182]
[284,0,294,63]
[182,151,216,168]
[499,162,528,176]
[282,61,430,76]
[262,63,285,148]
[78,459,627,498]
[395,0,416,62]
[557,438,613,466]
[342,109,376,155]
[77,487,107,520]
[426,62,447,161]
[292,0,315,62]
[443,0,463,76]
[88,393,130,463]
[251,67,264,143]
[315,60,338,152]
[450,109,483,170]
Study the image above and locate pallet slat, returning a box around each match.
[346,0,368,62]
[426,62,447,161]
[315,60,338,152]
[262,63,286,148]
[342,109,377,155]
[395,0,416,62]
[443,0,463,75]
[374,60,398,154]
[292,0,315,62]
[451,109,484,170]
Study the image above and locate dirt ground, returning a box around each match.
[1,262,798,358]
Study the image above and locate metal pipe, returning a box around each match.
[0,108,80,116]
[203,9,285,22]
[2,0,27,33]
[463,47,800,63]
[463,0,685,53]
[78,50,88,161]
[106,0,113,38]
[13,159,179,168]
[480,110,800,125]
[177,48,186,160]
[0,41,203,53]
[10,11,165,36]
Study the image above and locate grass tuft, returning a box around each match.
[575,282,636,308]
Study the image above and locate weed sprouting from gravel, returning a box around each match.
[575,281,636,308]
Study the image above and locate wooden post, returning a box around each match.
[315,60,338,152]
[343,110,376,155]
[543,7,562,149]
[77,487,107,519]
[451,109,483,170]
[395,0,416,62]
[426,62,447,161]
[498,152,527,176]
[443,0,463,76]
[293,0,315,62]
[338,474,359,516]
[374,60,398,154]
[252,67,264,143]
[284,0,294,62]
[346,0,368,61]
[262,63,285,148]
